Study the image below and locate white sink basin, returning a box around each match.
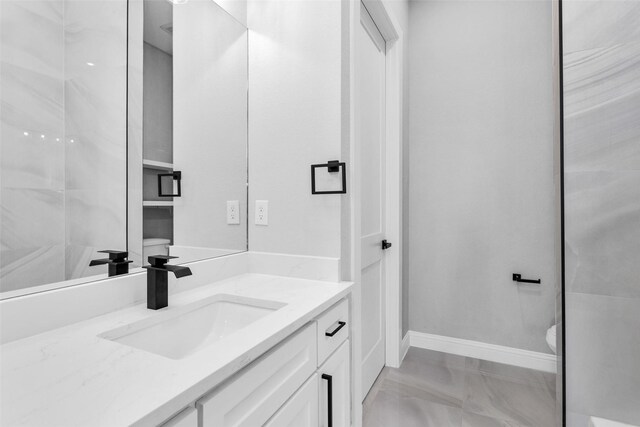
[100,294,285,359]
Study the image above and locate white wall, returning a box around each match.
[173,0,248,256]
[214,0,247,27]
[408,0,557,353]
[247,0,343,258]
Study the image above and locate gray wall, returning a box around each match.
[563,1,640,424]
[143,43,173,164]
[407,0,556,353]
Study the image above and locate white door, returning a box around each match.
[357,2,388,398]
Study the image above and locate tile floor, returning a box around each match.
[363,348,557,427]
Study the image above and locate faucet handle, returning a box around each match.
[98,250,129,262]
[147,255,179,268]
[90,250,132,276]
[90,250,131,266]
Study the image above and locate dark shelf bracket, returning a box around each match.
[158,171,181,197]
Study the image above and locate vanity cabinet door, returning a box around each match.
[160,407,197,427]
[197,323,317,427]
[319,340,351,427]
[264,375,319,427]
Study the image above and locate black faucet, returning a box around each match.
[143,255,192,310]
[90,250,133,277]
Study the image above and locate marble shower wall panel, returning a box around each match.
[564,171,640,299]
[0,0,66,291]
[563,0,640,53]
[565,293,640,425]
[563,0,640,424]
[63,0,128,279]
[0,190,65,291]
[564,42,640,172]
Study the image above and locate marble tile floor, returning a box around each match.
[363,348,557,427]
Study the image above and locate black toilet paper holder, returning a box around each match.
[513,273,541,284]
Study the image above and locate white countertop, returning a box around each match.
[0,274,352,426]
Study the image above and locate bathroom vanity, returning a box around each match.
[0,0,356,425]
[0,271,353,426]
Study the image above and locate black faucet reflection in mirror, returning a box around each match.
[143,255,192,310]
[89,250,133,277]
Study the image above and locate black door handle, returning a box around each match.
[322,373,333,427]
[381,239,392,250]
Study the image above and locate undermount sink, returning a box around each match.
[99,294,286,359]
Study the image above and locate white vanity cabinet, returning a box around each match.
[161,298,350,427]
[318,340,350,427]
[265,375,320,427]
[197,323,318,426]
[161,407,198,427]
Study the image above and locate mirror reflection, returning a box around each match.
[0,0,248,298]
[131,0,248,267]
[0,0,128,296]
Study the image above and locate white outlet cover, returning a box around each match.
[255,200,268,226]
[227,200,240,224]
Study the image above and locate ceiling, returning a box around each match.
[144,0,173,55]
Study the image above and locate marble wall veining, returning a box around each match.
[1,0,66,292]
[0,0,128,292]
[63,0,127,280]
[563,0,640,424]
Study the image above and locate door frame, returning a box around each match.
[348,0,404,419]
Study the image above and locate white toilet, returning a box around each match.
[546,324,557,354]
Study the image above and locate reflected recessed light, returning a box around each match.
[70,139,75,143]
[41,134,45,139]
[56,138,60,142]
[86,62,95,67]
[23,131,29,136]
[166,0,188,4]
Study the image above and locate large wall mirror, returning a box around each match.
[0,0,129,297]
[129,0,248,268]
[0,0,248,299]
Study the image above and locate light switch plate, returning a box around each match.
[255,200,268,226]
[227,200,240,224]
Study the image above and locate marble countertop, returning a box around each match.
[0,274,352,426]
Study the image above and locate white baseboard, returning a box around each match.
[409,331,557,373]
[400,332,410,363]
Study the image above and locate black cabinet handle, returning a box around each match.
[381,239,392,250]
[512,273,541,284]
[325,321,346,337]
[322,373,333,427]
